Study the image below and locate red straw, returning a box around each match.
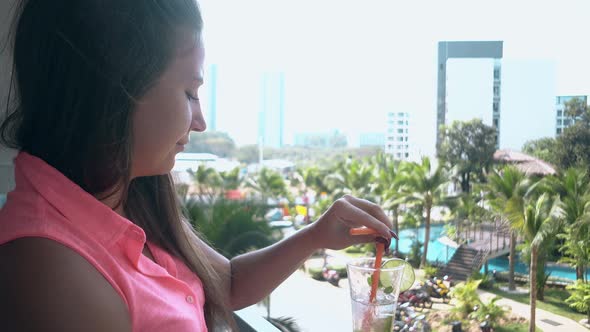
[370,242,384,302]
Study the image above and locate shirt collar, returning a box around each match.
[14,152,142,246]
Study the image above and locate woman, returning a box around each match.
[0,1,395,331]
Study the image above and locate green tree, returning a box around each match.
[564,97,590,125]
[486,166,533,291]
[400,157,448,267]
[546,168,590,281]
[438,119,497,193]
[555,97,590,168]
[447,191,486,242]
[522,137,559,166]
[234,145,260,164]
[184,198,274,258]
[566,280,590,321]
[555,124,590,169]
[373,153,404,252]
[189,164,222,202]
[218,167,243,192]
[506,193,564,332]
[245,168,288,203]
[185,131,236,157]
[325,157,376,201]
[300,166,331,196]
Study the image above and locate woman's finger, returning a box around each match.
[349,234,377,245]
[332,198,392,239]
[342,195,393,230]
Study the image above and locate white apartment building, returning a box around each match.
[385,112,410,160]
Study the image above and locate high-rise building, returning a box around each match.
[437,41,556,151]
[206,64,218,131]
[258,72,285,149]
[499,60,556,150]
[385,112,410,160]
[555,95,587,136]
[436,41,503,151]
[359,132,385,147]
[294,130,347,148]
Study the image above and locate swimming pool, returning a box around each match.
[395,224,586,281]
[484,256,590,281]
[394,225,457,264]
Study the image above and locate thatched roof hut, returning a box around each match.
[493,149,557,176]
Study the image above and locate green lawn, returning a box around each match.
[487,283,585,322]
[432,322,542,332]
[496,323,543,332]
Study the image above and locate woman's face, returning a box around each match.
[131,36,206,178]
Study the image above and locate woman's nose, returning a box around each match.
[191,105,207,132]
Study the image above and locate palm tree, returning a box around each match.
[373,153,403,252]
[399,157,448,267]
[189,164,222,202]
[218,167,243,192]
[245,167,288,203]
[546,168,590,281]
[507,193,564,332]
[486,166,534,291]
[448,191,486,243]
[325,157,377,200]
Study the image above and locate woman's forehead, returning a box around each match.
[168,37,204,78]
[176,31,204,57]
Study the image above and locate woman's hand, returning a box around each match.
[308,194,396,250]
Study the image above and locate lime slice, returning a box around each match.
[381,259,415,293]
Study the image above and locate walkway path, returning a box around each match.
[478,290,588,332]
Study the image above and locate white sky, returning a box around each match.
[197,0,590,158]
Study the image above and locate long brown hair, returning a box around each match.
[1,0,234,329]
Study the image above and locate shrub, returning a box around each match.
[183,198,275,258]
[469,296,507,328]
[308,265,347,280]
[450,279,482,318]
[344,245,363,254]
[566,280,590,321]
[407,240,423,268]
[424,265,438,278]
[469,271,494,290]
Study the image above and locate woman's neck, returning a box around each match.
[97,190,127,218]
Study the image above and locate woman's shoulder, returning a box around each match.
[0,237,132,331]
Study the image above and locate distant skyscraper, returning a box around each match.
[555,95,586,136]
[385,112,410,160]
[499,60,556,150]
[258,72,285,148]
[206,64,218,131]
[359,132,385,147]
[436,41,503,151]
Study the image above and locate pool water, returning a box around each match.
[396,224,586,281]
[484,256,590,281]
[394,225,457,264]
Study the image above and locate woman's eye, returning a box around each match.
[186,92,199,102]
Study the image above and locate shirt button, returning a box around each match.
[186,295,194,304]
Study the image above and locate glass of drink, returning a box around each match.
[346,258,405,332]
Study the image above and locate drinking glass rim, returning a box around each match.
[346,257,406,273]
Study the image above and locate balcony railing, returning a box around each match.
[234,306,281,332]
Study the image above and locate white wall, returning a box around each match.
[499,60,556,150]
[446,58,495,126]
[0,0,17,195]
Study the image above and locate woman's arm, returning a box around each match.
[0,238,132,331]
[196,195,394,310]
